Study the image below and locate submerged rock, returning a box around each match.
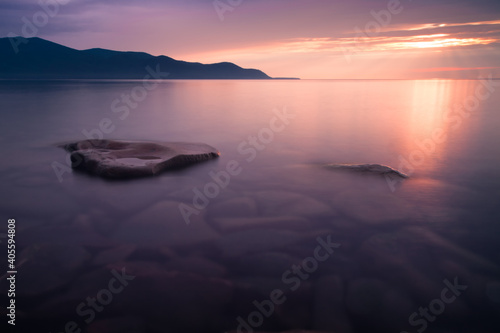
[253,190,335,218]
[215,229,302,258]
[210,216,314,233]
[61,139,220,179]
[346,278,414,330]
[312,275,352,332]
[208,197,259,219]
[325,163,408,179]
[227,331,332,333]
[87,317,145,333]
[332,189,418,225]
[13,244,91,297]
[112,200,220,248]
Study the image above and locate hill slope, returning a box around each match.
[0,37,271,79]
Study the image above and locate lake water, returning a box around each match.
[0,79,499,333]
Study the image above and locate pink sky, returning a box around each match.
[2,0,500,79]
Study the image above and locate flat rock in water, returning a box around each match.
[326,163,408,179]
[61,139,220,179]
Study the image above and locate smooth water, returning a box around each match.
[0,79,499,333]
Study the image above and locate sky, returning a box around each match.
[1,0,500,79]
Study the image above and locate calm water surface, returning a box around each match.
[0,79,499,333]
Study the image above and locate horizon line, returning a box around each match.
[1,78,499,82]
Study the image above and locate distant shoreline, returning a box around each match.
[3,78,499,82]
[0,78,302,81]
[0,37,274,80]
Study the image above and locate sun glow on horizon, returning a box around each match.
[176,18,500,79]
[183,33,498,63]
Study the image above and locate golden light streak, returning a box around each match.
[384,37,498,50]
[280,34,498,53]
[405,19,500,31]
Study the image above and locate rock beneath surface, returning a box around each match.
[36,261,234,331]
[332,190,418,225]
[10,244,90,297]
[92,245,137,266]
[87,317,146,333]
[326,163,408,179]
[163,256,227,278]
[210,216,313,233]
[208,197,259,219]
[228,330,332,333]
[313,275,352,332]
[216,229,303,258]
[112,200,220,248]
[61,139,220,179]
[346,278,414,330]
[232,252,301,277]
[486,282,500,303]
[253,190,335,218]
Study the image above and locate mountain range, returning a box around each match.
[0,37,274,80]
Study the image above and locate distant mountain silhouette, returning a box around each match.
[0,37,272,79]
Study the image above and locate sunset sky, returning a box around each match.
[1,0,500,79]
